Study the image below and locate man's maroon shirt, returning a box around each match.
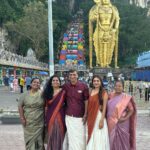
[63,81,89,117]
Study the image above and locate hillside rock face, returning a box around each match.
[69,0,75,12]
[0,28,16,52]
[129,0,150,8]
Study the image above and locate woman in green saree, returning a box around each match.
[18,78,45,150]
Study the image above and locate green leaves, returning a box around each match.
[2,0,75,62]
[5,1,48,59]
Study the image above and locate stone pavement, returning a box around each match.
[0,86,20,111]
[0,116,150,150]
[136,116,150,150]
[0,125,25,150]
[0,86,150,150]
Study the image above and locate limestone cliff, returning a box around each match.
[129,0,150,8]
[69,0,75,12]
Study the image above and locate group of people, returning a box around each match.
[18,69,136,150]
[3,75,32,93]
[125,80,150,101]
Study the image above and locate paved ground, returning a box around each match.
[0,86,150,150]
[0,86,20,111]
[136,116,150,150]
[0,125,25,150]
[0,116,150,150]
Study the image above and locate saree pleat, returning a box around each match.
[47,115,64,150]
[87,94,99,143]
[25,127,44,150]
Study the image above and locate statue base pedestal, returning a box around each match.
[90,67,131,78]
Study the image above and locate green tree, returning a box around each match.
[5,1,48,58]
[0,0,34,26]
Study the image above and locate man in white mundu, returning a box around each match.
[63,69,89,150]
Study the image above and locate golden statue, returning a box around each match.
[89,0,120,68]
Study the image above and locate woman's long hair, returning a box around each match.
[91,75,105,105]
[41,75,61,101]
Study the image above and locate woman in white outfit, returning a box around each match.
[86,75,110,150]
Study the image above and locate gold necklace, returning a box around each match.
[100,5,112,13]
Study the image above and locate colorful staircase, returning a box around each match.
[59,21,85,67]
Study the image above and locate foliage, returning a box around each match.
[0,0,34,26]
[115,1,150,66]
[5,1,48,59]
[79,0,94,65]
[52,1,72,63]
[3,0,73,62]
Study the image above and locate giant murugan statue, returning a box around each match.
[89,0,120,68]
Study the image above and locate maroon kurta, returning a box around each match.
[63,81,89,117]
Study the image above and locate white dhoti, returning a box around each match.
[63,115,86,150]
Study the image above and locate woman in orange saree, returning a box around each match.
[42,75,66,150]
[87,75,110,150]
[107,80,136,150]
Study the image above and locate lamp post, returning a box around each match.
[48,0,54,77]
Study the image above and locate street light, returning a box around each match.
[48,0,54,77]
